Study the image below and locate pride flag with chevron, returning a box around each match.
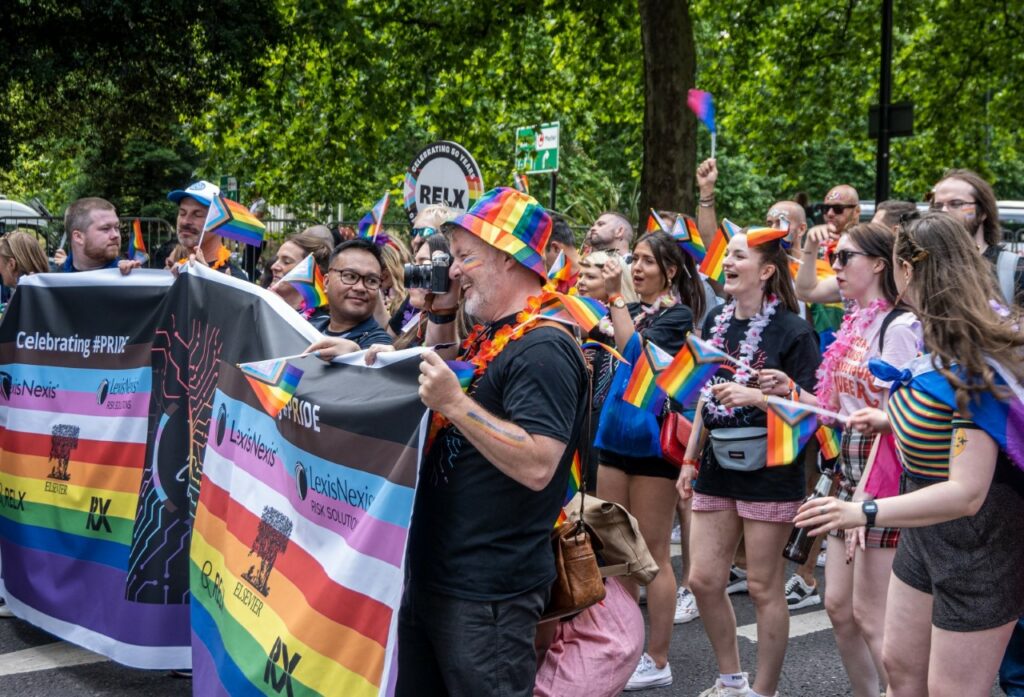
[275,254,328,312]
[623,345,666,412]
[698,219,739,284]
[358,192,391,242]
[655,333,729,407]
[672,215,706,263]
[536,291,607,333]
[766,400,818,467]
[203,194,266,247]
[646,209,670,234]
[238,358,304,418]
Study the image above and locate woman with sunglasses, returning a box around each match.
[795,213,1024,697]
[676,229,820,697]
[783,222,921,697]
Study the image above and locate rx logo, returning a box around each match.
[264,636,302,696]
[86,496,112,533]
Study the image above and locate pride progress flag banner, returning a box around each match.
[191,351,428,696]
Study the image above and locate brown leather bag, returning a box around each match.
[542,518,606,621]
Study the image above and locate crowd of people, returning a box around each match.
[0,162,1023,697]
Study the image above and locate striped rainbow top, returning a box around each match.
[887,384,956,480]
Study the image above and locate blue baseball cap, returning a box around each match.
[167,180,221,207]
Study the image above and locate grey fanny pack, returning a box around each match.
[710,427,768,472]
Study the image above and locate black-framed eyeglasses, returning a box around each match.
[412,226,437,238]
[818,203,856,215]
[828,249,872,268]
[928,199,975,212]
[328,268,383,290]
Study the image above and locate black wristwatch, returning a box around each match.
[861,500,878,528]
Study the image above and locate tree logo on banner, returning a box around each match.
[242,506,294,597]
[48,424,80,481]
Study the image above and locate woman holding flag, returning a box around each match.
[676,228,819,697]
[596,229,704,691]
[795,213,1024,697]
[783,222,921,697]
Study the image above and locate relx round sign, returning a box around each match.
[403,141,484,223]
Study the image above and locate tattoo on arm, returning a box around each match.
[466,410,527,445]
[952,428,968,458]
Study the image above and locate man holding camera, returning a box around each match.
[309,239,392,348]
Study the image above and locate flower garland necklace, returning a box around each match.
[700,294,780,417]
[595,291,677,337]
[815,297,890,410]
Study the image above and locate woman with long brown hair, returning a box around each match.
[677,229,820,697]
[0,231,50,318]
[795,212,1024,697]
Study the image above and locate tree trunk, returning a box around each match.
[638,0,697,220]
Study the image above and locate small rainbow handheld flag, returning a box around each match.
[816,424,841,460]
[766,400,818,467]
[536,292,607,333]
[238,358,303,418]
[672,215,706,263]
[276,254,328,311]
[513,172,530,195]
[555,451,584,527]
[547,251,571,283]
[646,209,670,234]
[358,192,391,242]
[656,334,728,406]
[581,341,630,365]
[623,346,666,412]
[698,221,735,284]
[687,89,716,134]
[447,360,476,392]
[644,340,676,374]
[128,218,148,262]
[203,194,266,247]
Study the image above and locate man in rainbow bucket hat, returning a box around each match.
[396,187,589,696]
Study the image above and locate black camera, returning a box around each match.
[403,251,451,294]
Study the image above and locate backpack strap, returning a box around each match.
[877,308,909,355]
[997,249,1018,305]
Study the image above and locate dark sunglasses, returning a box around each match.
[412,226,438,238]
[828,249,872,268]
[818,203,856,215]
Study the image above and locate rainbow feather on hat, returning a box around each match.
[274,254,328,311]
[358,192,390,242]
[203,194,266,247]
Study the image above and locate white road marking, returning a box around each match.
[737,609,832,643]
[0,642,109,676]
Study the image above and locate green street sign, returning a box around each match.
[514,121,560,174]
[219,175,239,202]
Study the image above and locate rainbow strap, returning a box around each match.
[766,400,818,467]
[238,358,304,418]
[278,254,328,311]
[655,334,727,405]
[204,195,266,247]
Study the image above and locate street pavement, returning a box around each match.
[0,546,1009,696]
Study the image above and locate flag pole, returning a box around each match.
[711,131,717,160]
[237,351,320,368]
[765,395,848,423]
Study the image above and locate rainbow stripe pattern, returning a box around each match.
[687,89,716,133]
[204,194,266,247]
[277,254,328,311]
[672,215,706,263]
[128,218,148,262]
[646,209,669,234]
[191,361,425,697]
[449,187,552,279]
[547,251,571,283]
[655,334,727,406]
[766,400,818,467]
[358,192,391,242]
[513,172,530,195]
[447,360,476,391]
[816,425,841,460]
[698,221,735,284]
[536,291,607,333]
[623,347,666,412]
[238,358,304,418]
[555,450,583,527]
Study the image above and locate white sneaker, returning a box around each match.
[624,652,672,690]
[697,673,751,696]
[726,565,748,594]
[0,599,13,618]
[674,587,699,624]
[671,523,682,544]
[785,573,821,611]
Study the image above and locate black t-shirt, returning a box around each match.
[311,314,392,349]
[694,305,820,502]
[408,318,588,601]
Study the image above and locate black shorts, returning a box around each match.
[600,449,678,480]
[893,475,1024,632]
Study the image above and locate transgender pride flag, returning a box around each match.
[191,351,428,696]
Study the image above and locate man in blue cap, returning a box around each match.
[167,180,247,279]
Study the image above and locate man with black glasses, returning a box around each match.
[311,238,393,348]
[813,184,861,242]
[930,168,1023,304]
